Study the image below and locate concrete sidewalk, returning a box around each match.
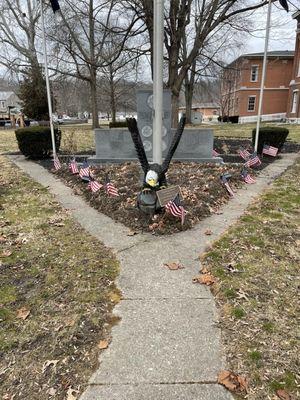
[9,154,298,400]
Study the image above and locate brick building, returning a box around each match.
[221,51,294,123]
[287,10,300,122]
[179,102,220,123]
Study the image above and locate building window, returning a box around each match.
[0,101,5,109]
[247,96,256,112]
[291,90,298,114]
[250,65,259,82]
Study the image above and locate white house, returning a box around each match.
[0,91,20,116]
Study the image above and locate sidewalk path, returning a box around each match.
[9,154,298,400]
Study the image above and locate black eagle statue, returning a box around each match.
[127,116,186,214]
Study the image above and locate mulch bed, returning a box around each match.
[36,136,299,235]
[46,160,268,235]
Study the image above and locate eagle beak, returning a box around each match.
[147,178,157,187]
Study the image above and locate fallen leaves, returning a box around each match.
[0,235,7,243]
[193,273,216,285]
[218,370,248,393]
[42,359,60,373]
[98,339,109,350]
[66,387,79,400]
[127,230,137,236]
[205,229,213,235]
[16,307,30,320]
[48,216,65,227]
[276,389,293,400]
[1,249,12,257]
[163,262,184,270]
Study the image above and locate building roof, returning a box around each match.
[242,50,294,58]
[0,91,15,100]
[227,50,294,67]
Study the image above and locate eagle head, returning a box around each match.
[145,163,164,188]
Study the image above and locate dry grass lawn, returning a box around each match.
[201,159,300,399]
[0,156,119,399]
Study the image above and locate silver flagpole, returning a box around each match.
[153,0,164,164]
[40,0,57,158]
[254,0,272,153]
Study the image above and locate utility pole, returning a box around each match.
[254,0,272,153]
[40,0,57,158]
[153,0,164,164]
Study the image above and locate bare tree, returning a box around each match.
[49,0,143,127]
[125,0,274,126]
[183,23,244,123]
[0,0,41,74]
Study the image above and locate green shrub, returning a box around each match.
[252,126,289,154]
[15,126,61,159]
[109,121,128,128]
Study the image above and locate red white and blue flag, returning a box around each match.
[165,194,186,225]
[212,149,220,157]
[87,177,102,193]
[105,176,119,197]
[241,168,256,184]
[53,156,61,170]
[244,152,261,168]
[69,158,79,174]
[79,161,90,179]
[238,148,251,160]
[220,173,234,197]
[262,145,278,157]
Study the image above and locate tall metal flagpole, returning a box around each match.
[254,0,272,153]
[40,0,57,158]
[153,0,164,164]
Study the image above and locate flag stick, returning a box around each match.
[153,0,164,164]
[254,0,272,153]
[40,0,57,158]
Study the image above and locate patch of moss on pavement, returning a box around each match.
[0,156,120,399]
[201,158,300,399]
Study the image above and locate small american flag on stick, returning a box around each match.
[105,176,119,197]
[212,149,220,157]
[165,194,186,225]
[69,157,79,174]
[238,148,251,160]
[53,156,61,170]
[87,175,102,193]
[79,161,90,179]
[262,144,278,157]
[241,168,256,184]
[244,152,261,168]
[220,174,234,197]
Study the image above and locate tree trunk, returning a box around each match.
[90,67,99,128]
[185,83,193,124]
[171,93,179,128]
[109,66,116,124]
[184,60,196,124]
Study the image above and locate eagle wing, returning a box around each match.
[162,116,186,173]
[127,118,149,174]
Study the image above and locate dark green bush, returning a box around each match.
[15,126,61,159]
[109,121,128,128]
[252,126,289,154]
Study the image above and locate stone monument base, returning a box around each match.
[88,128,223,164]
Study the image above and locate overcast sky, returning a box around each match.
[241,5,297,55]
